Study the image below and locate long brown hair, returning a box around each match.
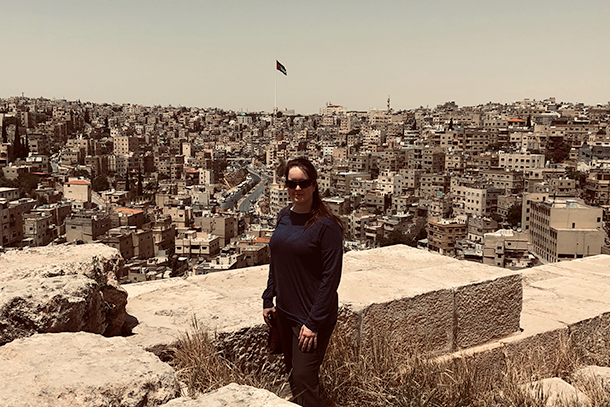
[283,157,345,233]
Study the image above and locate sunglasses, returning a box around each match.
[286,179,314,189]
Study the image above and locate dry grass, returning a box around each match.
[171,318,610,406]
[171,317,289,398]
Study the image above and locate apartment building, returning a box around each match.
[268,182,290,216]
[481,169,524,194]
[483,229,530,268]
[113,135,139,155]
[175,231,221,260]
[23,212,55,246]
[65,211,111,243]
[348,209,376,243]
[584,171,610,206]
[3,164,31,180]
[427,216,468,256]
[0,199,23,247]
[235,240,270,267]
[467,216,498,243]
[530,198,604,262]
[146,215,176,255]
[195,213,238,247]
[363,190,388,213]
[63,178,91,206]
[498,153,544,171]
[162,205,192,229]
[0,187,19,201]
[421,148,445,173]
[452,185,487,217]
[419,174,451,199]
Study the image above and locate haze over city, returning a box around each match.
[2,0,609,113]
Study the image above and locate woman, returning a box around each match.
[262,157,344,407]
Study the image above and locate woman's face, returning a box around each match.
[287,166,315,209]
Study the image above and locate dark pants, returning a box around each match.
[276,310,335,407]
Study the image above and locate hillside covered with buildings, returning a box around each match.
[1,96,609,282]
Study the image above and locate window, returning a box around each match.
[572,223,575,229]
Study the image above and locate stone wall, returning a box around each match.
[2,243,610,406]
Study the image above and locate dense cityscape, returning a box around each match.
[1,95,609,283]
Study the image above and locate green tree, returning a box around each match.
[276,159,286,179]
[137,172,143,196]
[19,173,40,196]
[92,175,110,192]
[1,122,7,143]
[507,204,522,228]
[72,168,91,179]
[13,123,22,158]
[378,230,409,247]
[23,134,29,157]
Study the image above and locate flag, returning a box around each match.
[276,60,287,76]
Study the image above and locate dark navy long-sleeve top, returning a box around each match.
[262,207,343,333]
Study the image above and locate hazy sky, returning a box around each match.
[1,0,608,114]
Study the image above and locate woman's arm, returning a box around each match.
[303,220,343,333]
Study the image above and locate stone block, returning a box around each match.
[0,275,105,346]
[501,327,570,380]
[0,332,180,407]
[435,342,507,390]
[523,377,591,407]
[569,311,610,366]
[455,274,522,349]
[0,243,127,337]
[572,365,610,390]
[360,289,454,354]
[164,383,294,406]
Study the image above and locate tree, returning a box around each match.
[1,122,7,143]
[13,123,22,158]
[19,173,40,196]
[378,230,409,247]
[137,172,143,196]
[526,114,532,128]
[276,159,286,179]
[448,118,454,130]
[72,168,91,179]
[23,134,29,157]
[507,204,522,228]
[92,175,110,192]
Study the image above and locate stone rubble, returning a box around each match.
[0,332,180,407]
[163,383,295,406]
[0,274,105,346]
[0,243,128,336]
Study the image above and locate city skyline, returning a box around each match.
[1,0,609,114]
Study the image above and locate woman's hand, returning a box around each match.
[263,307,276,328]
[298,325,318,352]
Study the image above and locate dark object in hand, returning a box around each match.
[267,314,283,354]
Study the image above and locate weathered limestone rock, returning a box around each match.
[430,255,610,391]
[0,275,105,346]
[572,365,610,390]
[0,243,128,336]
[0,332,180,407]
[360,289,454,353]
[524,378,591,407]
[454,274,522,349]
[340,246,522,353]
[125,245,522,370]
[163,383,295,406]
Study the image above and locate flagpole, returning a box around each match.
[274,66,277,114]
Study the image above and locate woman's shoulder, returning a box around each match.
[318,215,343,234]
